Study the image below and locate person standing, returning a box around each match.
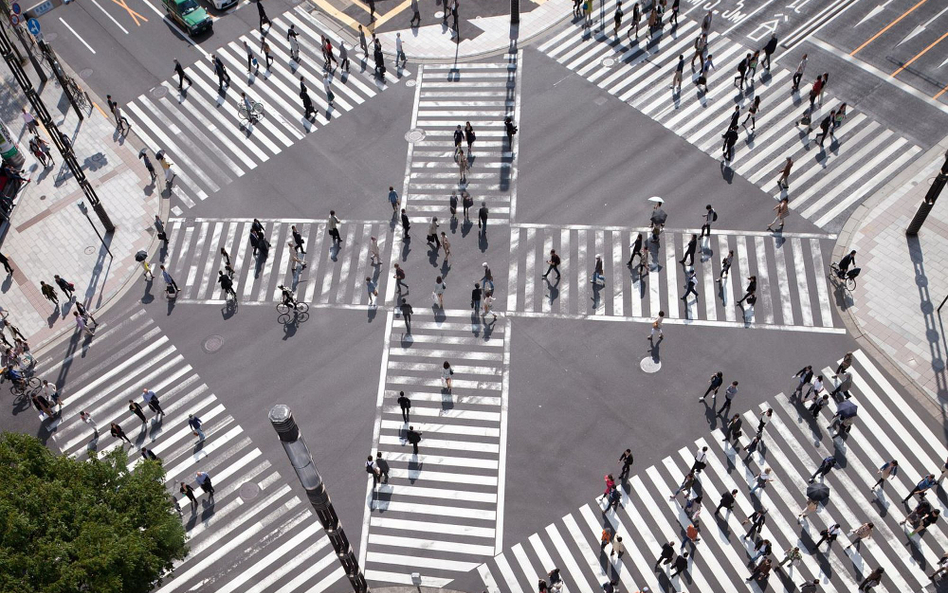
[195,471,215,497]
[400,298,413,333]
[679,234,698,266]
[814,523,841,551]
[142,388,165,417]
[618,449,634,481]
[543,249,561,279]
[654,541,674,571]
[718,381,738,417]
[406,426,422,455]
[110,422,131,445]
[700,371,724,402]
[397,391,411,423]
[189,414,206,442]
[809,455,837,483]
[714,489,738,516]
[128,400,147,425]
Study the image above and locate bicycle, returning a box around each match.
[66,77,90,110]
[829,263,860,291]
[238,100,265,125]
[276,299,310,315]
[10,375,40,400]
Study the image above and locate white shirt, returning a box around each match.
[369,241,380,259]
[441,366,452,379]
[796,57,807,75]
[396,36,403,53]
[434,282,445,295]
[694,448,707,464]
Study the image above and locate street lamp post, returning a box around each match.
[78,202,113,258]
[268,405,368,593]
[906,148,948,236]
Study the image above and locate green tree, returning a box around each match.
[0,432,188,593]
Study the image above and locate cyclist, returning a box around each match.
[836,249,856,278]
[4,366,26,390]
[278,284,297,309]
[241,92,258,124]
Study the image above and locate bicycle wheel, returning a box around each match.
[27,377,41,390]
[277,313,292,324]
[295,311,310,323]
[237,105,250,122]
[252,102,265,119]
[295,302,310,314]
[276,302,289,315]
[846,277,856,291]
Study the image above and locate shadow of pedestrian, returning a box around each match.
[400,333,414,348]
[478,231,488,252]
[433,306,446,323]
[221,299,237,320]
[720,160,734,184]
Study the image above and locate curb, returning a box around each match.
[29,60,170,360]
[831,134,948,416]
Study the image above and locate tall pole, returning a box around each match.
[0,20,114,231]
[906,148,948,236]
[268,405,368,593]
[510,0,519,24]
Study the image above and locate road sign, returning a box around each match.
[26,17,40,36]
[10,14,19,25]
[11,2,21,14]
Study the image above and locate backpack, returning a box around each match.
[712,210,718,221]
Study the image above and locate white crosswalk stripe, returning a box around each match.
[123,7,408,216]
[536,11,924,233]
[362,309,510,586]
[508,223,841,332]
[33,306,342,593]
[406,54,522,225]
[478,350,948,593]
[158,218,392,305]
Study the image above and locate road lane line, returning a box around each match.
[850,0,928,55]
[58,18,97,54]
[91,0,130,34]
[891,29,948,76]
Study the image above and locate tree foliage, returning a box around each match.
[0,432,188,593]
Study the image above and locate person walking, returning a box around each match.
[80,410,98,438]
[734,53,749,89]
[714,489,738,517]
[613,0,623,37]
[846,522,874,550]
[756,408,773,435]
[777,156,793,189]
[871,459,899,490]
[797,497,819,523]
[74,311,94,337]
[804,374,824,402]
[717,381,738,417]
[287,241,307,274]
[747,538,772,566]
[482,262,494,292]
[426,217,441,248]
[401,209,411,238]
[903,474,937,504]
[173,58,193,90]
[679,234,698,266]
[189,414,206,442]
[366,454,381,488]
[40,281,58,306]
[180,482,197,506]
[441,360,454,391]
[471,282,482,313]
[395,33,407,68]
[365,277,378,306]
[464,122,476,155]
[54,275,75,300]
[671,54,685,92]
[649,311,664,344]
[478,202,489,234]
[397,391,411,423]
[627,233,644,268]
[813,523,841,551]
[815,112,833,148]
[394,264,408,294]
[767,198,790,232]
[654,541,674,572]
[610,534,625,559]
[691,33,708,70]
[160,265,179,294]
[406,426,422,455]
[746,557,773,583]
[809,393,830,417]
[715,250,733,283]
[698,53,715,92]
[681,269,699,302]
[387,186,400,214]
[106,95,130,134]
[791,53,807,90]
[0,253,14,276]
[690,446,709,474]
[762,33,778,69]
[328,211,342,244]
[792,365,814,398]
[410,0,421,26]
[288,24,301,61]
[749,467,774,494]
[291,225,306,254]
[433,276,446,308]
[722,126,738,161]
[483,290,497,320]
[670,552,689,578]
[808,455,837,483]
[195,471,215,497]
[218,271,236,299]
[699,205,716,237]
[110,422,131,445]
[670,470,696,499]
[543,249,561,279]
[742,96,761,131]
[591,255,605,287]
[368,237,382,266]
[723,414,743,449]
[257,0,271,29]
[21,108,39,135]
[212,54,231,91]
[829,370,853,400]
[618,449,634,481]
[700,371,724,403]
[680,523,700,552]
[778,546,802,569]
[400,298,413,333]
[742,507,767,540]
[859,567,884,591]
[142,388,165,417]
[375,451,390,483]
[128,399,147,425]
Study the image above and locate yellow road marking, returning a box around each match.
[92,101,109,119]
[934,80,948,100]
[891,29,948,77]
[309,0,412,32]
[309,0,363,30]
[851,0,927,56]
[374,0,413,27]
[111,0,148,25]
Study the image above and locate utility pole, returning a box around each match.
[268,405,368,593]
[511,0,519,24]
[906,148,948,236]
[0,20,114,232]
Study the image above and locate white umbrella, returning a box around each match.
[648,196,664,204]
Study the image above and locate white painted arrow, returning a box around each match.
[854,0,894,28]
[897,4,948,45]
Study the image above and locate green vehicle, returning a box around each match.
[162,0,212,36]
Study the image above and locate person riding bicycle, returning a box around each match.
[836,249,856,278]
[4,366,25,389]
[278,284,297,309]
[241,92,258,123]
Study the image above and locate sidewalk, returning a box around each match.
[838,137,948,405]
[1,60,164,348]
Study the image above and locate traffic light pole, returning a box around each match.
[906,148,948,236]
[0,20,114,232]
[268,405,368,593]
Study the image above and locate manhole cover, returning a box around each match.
[151,86,169,99]
[405,128,426,143]
[239,481,261,501]
[79,68,93,78]
[406,79,416,87]
[45,33,57,42]
[203,335,224,353]
[83,246,95,255]
[434,10,445,18]
[39,194,46,201]
[640,356,661,373]
[601,57,615,67]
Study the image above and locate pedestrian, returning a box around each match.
[699,205,716,237]
[747,49,760,80]
[42,380,61,411]
[426,217,441,248]
[401,209,411,238]
[287,241,307,274]
[714,489,738,516]
[327,211,342,244]
[397,391,411,423]
[464,121,476,155]
[833,102,847,130]
[815,112,833,148]
[483,289,497,320]
[195,471,215,497]
[373,451,390,484]
[542,249,561,279]
[53,275,75,300]
[106,95,130,133]
[699,372,723,403]
[809,393,829,417]
[289,225,306,254]
[212,54,231,91]
[871,459,899,490]
[400,299,413,334]
[712,250,733,284]
[762,33,777,69]
[684,494,702,521]
[797,497,818,523]
[406,425,422,455]
[386,186,401,214]
[365,277,379,307]
[180,482,197,506]
[722,127,738,160]
[74,311,94,337]
[394,264,409,295]
[679,234,697,266]
[670,552,689,577]
[242,40,257,75]
[791,53,807,90]
[670,470,696,499]
[433,276,446,308]
[808,75,823,108]
[441,360,454,391]
[0,253,13,276]
[903,474,937,504]
[142,388,165,416]
[478,202,489,233]
[814,523,841,551]
[173,58,193,90]
[690,33,708,70]
[649,311,665,344]
[217,271,236,299]
[592,254,605,287]
[756,408,773,435]
[767,198,789,232]
[471,282,482,312]
[717,381,738,417]
[288,25,301,61]
[654,541,674,571]
[742,507,767,540]
[626,233,644,268]
[734,53,749,89]
[504,116,517,141]
[479,262,494,292]
[410,0,421,26]
[618,448,634,481]
[110,422,131,445]
[257,0,270,29]
[40,281,58,305]
[395,32,407,68]
[803,374,824,402]
[189,414,206,442]
[128,399,147,424]
[457,149,469,183]
[742,96,761,131]
[808,455,837,483]
[610,534,625,559]
[778,546,802,569]
[366,454,381,487]
[80,410,98,438]
[697,54,715,92]
[358,24,368,59]
[791,366,814,399]
[800,578,820,593]
[613,0,623,36]
[746,557,773,583]
[846,522,874,550]
[680,523,700,551]
[141,447,159,462]
[829,370,853,400]
[671,54,684,92]
[750,467,774,494]
[777,156,793,189]
[818,72,829,106]
[21,108,39,135]
[670,0,680,25]
[681,269,698,302]
[747,538,771,566]
[859,567,884,591]
[911,509,940,537]
[160,265,179,294]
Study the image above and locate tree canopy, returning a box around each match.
[0,432,188,593]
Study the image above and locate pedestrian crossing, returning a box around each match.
[361,308,510,587]
[477,349,948,593]
[160,217,393,306]
[125,7,408,216]
[507,223,841,333]
[537,12,924,233]
[36,305,343,593]
[405,51,523,224]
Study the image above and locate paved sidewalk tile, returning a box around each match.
[1,68,161,347]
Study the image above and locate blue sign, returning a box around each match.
[27,17,40,36]
[30,1,54,16]
[11,3,21,15]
